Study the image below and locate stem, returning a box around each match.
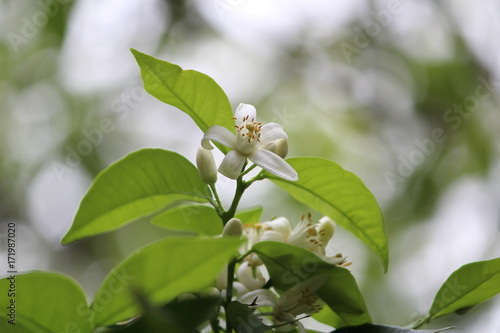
[222,176,248,225]
[246,170,265,185]
[210,315,220,333]
[235,249,253,262]
[224,260,237,332]
[239,163,257,177]
[209,183,224,217]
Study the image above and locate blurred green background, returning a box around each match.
[1,0,499,331]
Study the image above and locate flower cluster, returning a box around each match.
[217,214,348,332]
[197,103,349,331]
[239,274,328,333]
[198,103,298,182]
[241,213,349,268]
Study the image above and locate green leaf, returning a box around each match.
[151,205,222,236]
[314,306,346,329]
[252,241,371,328]
[131,49,234,153]
[151,205,263,236]
[103,292,220,333]
[429,257,500,319]
[264,157,388,271]
[92,237,242,327]
[332,324,453,332]
[235,206,263,224]
[0,271,92,333]
[62,149,212,244]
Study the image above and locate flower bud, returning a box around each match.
[261,138,289,158]
[273,138,289,158]
[177,292,197,302]
[200,287,222,301]
[196,146,218,184]
[222,218,243,237]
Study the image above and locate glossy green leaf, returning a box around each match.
[252,241,371,327]
[131,49,234,153]
[62,149,211,244]
[235,206,263,224]
[103,292,220,333]
[314,305,345,329]
[0,272,92,333]
[151,205,222,236]
[264,157,388,271]
[429,257,500,319]
[92,237,242,327]
[332,324,453,332]
[151,205,264,236]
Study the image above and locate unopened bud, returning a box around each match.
[177,292,197,302]
[200,287,222,300]
[261,138,289,158]
[222,218,243,237]
[196,146,218,184]
[273,138,289,158]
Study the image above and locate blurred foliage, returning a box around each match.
[0,0,499,331]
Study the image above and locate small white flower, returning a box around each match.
[237,261,266,291]
[242,215,349,266]
[239,274,328,333]
[202,103,298,181]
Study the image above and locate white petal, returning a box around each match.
[238,289,278,308]
[235,103,257,125]
[323,255,347,266]
[219,150,246,179]
[261,217,292,239]
[317,216,336,246]
[249,149,298,181]
[259,123,288,146]
[237,262,266,291]
[295,321,307,333]
[232,282,249,297]
[202,125,236,150]
[261,230,285,243]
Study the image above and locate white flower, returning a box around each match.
[239,274,328,333]
[242,215,349,266]
[202,103,298,181]
[237,261,266,291]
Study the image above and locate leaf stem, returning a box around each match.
[209,183,224,217]
[239,163,257,177]
[246,170,265,184]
